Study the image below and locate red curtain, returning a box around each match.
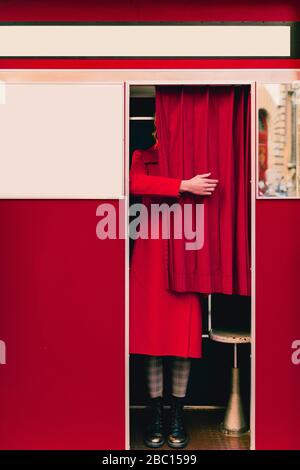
[155,85,251,296]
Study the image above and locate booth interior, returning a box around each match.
[129,84,252,450]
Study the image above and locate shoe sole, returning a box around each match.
[143,438,165,449]
[167,438,189,449]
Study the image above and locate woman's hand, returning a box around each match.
[179,173,218,196]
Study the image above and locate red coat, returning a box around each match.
[129,144,202,358]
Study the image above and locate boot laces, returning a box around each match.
[149,402,163,431]
[171,403,184,433]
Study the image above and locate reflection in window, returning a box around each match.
[258,83,299,197]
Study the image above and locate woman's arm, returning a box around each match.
[130,150,219,197]
[129,150,182,197]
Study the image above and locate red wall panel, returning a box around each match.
[0,200,125,449]
[256,200,300,450]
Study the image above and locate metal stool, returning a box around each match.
[209,328,251,436]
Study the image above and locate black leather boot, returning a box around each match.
[167,396,189,448]
[143,396,165,448]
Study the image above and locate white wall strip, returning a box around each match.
[0,25,290,57]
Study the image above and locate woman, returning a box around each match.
[129,126,218,449]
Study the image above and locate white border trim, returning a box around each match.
[124,82,130,451]
[250,81,257,450]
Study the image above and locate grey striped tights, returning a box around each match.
[145,355,191,399]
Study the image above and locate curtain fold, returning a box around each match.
[155,85,251,296]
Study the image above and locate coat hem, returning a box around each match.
[129,352,202,359]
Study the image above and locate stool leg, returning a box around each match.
[220,344,248,436]
[234,343,238,369]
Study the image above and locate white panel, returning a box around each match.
[0,83,124,199]
[0,25,290,57]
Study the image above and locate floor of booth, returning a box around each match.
[130,408,250,450]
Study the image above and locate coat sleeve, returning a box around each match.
[129,149,182,197]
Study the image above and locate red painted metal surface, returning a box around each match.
[255,200,300,450]
[0,0,300,451]
[0,0,299,21]
[0,201,125,449]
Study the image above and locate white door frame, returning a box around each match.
[125,77,256,451]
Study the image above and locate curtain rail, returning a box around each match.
[130,116,154,120]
